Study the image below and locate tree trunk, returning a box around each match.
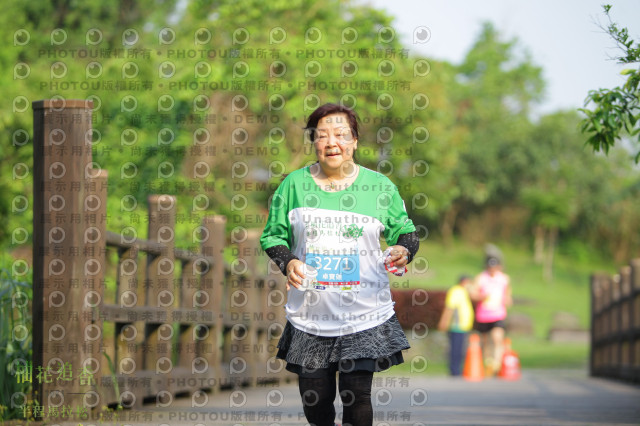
[533,225,545,264]
[440,205,459,248]
[543,227,557,283]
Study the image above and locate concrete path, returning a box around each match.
[54,369,640,425]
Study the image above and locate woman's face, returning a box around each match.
[314,113,357,172]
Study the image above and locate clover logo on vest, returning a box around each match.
[341,224,363,240]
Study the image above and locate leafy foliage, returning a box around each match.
[580,4,640,162]
[0,260,32,421]
[0,0,639,269]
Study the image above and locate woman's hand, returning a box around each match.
[285,259,305,291]
[385,245,410,269]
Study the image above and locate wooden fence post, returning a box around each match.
[591,260,640,383]
[631,259,640,382]
[32,99,95,420]
[145,195,176,404]
[238,229,262,386]
[85,169,108,412]
[619,266,631,376]
[201,215,226,392]
[177,247,198,391]
[114,230,142,407]
[265,260,288,382]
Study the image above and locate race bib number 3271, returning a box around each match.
[305,251,361,292]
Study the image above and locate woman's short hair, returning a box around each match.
[305,103,360,143]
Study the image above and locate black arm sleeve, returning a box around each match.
[396,231,420,264]
[264,245,299,276]
[266,232,418,274]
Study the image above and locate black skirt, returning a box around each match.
[276,314,410,378]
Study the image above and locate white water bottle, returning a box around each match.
[300,264,318,290]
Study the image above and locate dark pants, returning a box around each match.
[298,370,373,426]
[448,331,468,376]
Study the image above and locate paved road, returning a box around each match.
[55,369,639,425]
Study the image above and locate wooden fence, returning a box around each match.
[590,258,640,383]
[31,99,291,421]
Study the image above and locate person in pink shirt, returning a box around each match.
[473,256,513,375]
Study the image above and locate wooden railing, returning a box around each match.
[31,99,291,421]
[590,258,640,383]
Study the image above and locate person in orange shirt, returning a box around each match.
[438,275,475,376]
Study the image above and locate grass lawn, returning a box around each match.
[510,336,589,369]
[385,330,589,377]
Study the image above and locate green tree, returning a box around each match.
[441,23,544,245]
[1,0,438,249]
[581,4,640,162]
[528,111,640,266]
[521,112,581,280]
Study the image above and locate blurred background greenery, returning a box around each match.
[1,0,638,401]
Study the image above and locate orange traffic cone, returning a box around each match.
[498,338,521,380]
[463,333,484,381]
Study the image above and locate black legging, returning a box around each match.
[298,370,373,426]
